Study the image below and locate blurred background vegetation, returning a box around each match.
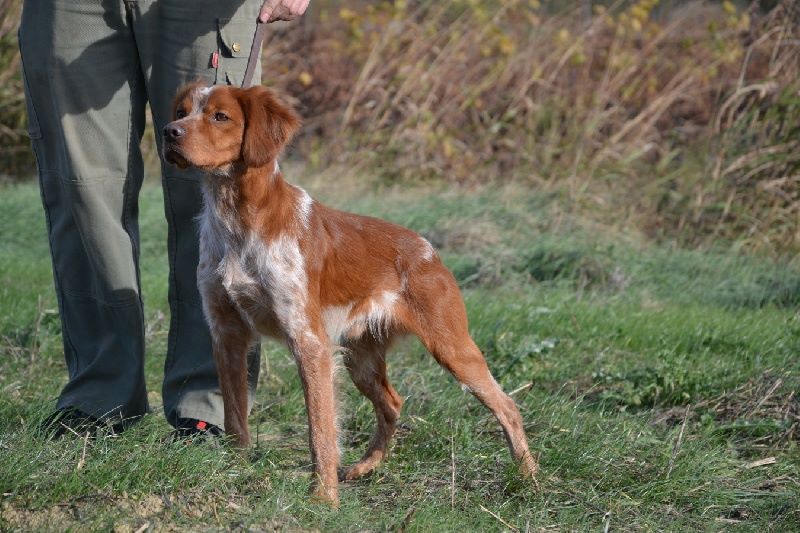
[0,0,797,255]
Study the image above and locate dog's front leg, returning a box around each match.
[200,280,256,447]
[289,333,339,507]
[213,319,255,448]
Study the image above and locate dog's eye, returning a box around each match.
[175,109,187,119]
[213,112,229,122]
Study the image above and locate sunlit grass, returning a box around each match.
[1,179,797,531]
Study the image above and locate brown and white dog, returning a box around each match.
[163,83,536,506]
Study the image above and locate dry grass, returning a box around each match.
[1,0,798,254]
[0,0,28,177]
[267,0,799,254]
[653,371,799,448]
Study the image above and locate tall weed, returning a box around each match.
[266,0,798,253]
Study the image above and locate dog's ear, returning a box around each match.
[238,86,300,167]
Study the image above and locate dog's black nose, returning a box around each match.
[163,122,185,140]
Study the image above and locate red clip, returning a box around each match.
[211,51,219,69]
[196,421,207,430]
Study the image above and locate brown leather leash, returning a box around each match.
[241,21,267,88]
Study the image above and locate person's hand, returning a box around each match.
[259,0,310,23]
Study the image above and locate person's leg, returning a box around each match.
[19,0,149,424]
[130,0,263,429]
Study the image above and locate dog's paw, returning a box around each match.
[520,452,539,478]
[338,460,380,482]
[309,483,339,509]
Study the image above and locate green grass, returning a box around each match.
[1,175,798,531]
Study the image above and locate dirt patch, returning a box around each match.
[0,491,315,533]
[1,500,74,532]
[2,494,171,533]
[112,494,167,532]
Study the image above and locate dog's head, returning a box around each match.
[163,83,300,172]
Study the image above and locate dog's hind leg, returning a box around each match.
[340,337,403,481]
[431,334,537,477]
[404,265,537,477]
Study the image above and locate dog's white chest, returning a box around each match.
[219,253,260,303]
[219,234,309,336]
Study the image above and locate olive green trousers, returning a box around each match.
[19,0,263,429]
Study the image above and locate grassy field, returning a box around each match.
[0,172,798,532]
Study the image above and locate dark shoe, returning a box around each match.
[40,408,124,439]
[174,418,224,440]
